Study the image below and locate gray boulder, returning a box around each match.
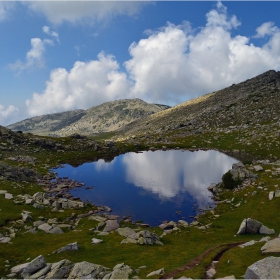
[116,227,138,240]
[53,242,78,254]
[68,261,108,279]
[103,220,119,232]
[111,263,133,279]
[38,223,52,233]
[138,230,163,245]
[259,225,275,235]
[21,212,32,223]
[244,256,280,279]
[261,238,280,253]
[237,218,275,235]
[237,218,262,234]
[246,218,262,234]
[21,255,47,278]
[49,227,64,234]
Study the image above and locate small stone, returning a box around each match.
[254,165,263,172]
[146,268,164,277]
[91,238,103,245]
[269,191,274,200]
[5,193,13,200]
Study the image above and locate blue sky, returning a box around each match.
[1,1,280,126]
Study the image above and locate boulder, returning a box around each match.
[259,225,275,235]
[138,230,163,245]
[261,238,280,253]
[53,242,78,254]
[244,256,280,279]
[21,255,47,278]
[103,220,119,232]
[237,218,262,234]
[68,261,107,279]
[38,223,52,233]
[116,227,138,240]
[254,165,263,172]
[21,212,32,223]
[49,227,64,234]
[246,218,262,234]
[5,193,13,200]
[111,263,133,279]
[0,237,11,243]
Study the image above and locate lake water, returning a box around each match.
[53,150,238,226]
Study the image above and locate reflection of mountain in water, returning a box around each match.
[122,150,238,208]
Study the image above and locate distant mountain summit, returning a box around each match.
[7,98,171,136]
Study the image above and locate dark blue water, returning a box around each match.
[53,150,238,225]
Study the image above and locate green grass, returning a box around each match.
[1,124,280,278]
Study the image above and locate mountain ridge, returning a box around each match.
[115,70,280,141]
[7,98,170,136]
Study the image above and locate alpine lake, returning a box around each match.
[52,149,238,226]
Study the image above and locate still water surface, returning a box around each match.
[53,150,238,225]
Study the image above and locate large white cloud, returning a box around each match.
[24,1,149,25]
[26,52,131,116]
[25,2,280,117]
[125,2,280,104]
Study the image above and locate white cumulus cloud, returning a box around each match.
[9,37,54,71]
[25,2,280,117]
[255,22,278,38]
[24,1,150,25]
[26,52,131,116]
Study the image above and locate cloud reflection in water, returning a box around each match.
[122,150,238,208]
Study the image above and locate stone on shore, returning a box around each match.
[103,220,119,232]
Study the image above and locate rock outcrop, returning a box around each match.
[10,255,133,279]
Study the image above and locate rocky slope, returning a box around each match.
[7,99,170,137]
[115,70,280,141]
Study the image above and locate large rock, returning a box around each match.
[68,261,108,279]
[237,218,263,234]
[111,263,133,279]
[261,238,280,253]
[259,225,275,235]
[244,256,280,279]
[246,218,262,234]
[103,220,119,232]
[21,255,47,278]
[138,230,163,245]
[116,227,138,240]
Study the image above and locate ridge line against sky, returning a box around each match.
[1,1,280,126]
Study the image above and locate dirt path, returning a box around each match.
[160,241,244,279]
